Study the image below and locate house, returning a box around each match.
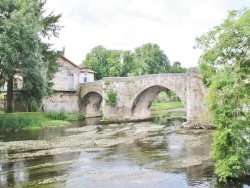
[43,54,96,113]
[51,54,95,90]
[2,54,95,112]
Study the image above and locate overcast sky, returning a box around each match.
[45,0,249,68]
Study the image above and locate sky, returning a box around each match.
[45,0,249,68]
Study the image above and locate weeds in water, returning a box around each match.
[0,111,85,130]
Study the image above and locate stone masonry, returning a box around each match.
[79,70,207,123]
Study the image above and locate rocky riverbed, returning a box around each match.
[0,120,218,187]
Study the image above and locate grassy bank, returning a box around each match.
[0,111,85,130]
[151,102,184,115]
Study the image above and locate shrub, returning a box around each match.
[46,110,68,120]
[77,113,85,121]
[105,89,118,106]
[0,113,42,130]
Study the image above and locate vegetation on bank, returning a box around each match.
[151,102,184,115]
[195,8,250,182]
[0,111,85,130]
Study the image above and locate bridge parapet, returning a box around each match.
[79,80,103,96]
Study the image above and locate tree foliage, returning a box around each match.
[195,8,250,182]
[134,43,171,75]
[170,61,187,73]
[0,0,61,112]
[83,43,185,79]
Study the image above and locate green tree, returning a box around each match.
[134,43,171,75]
[83,45,109,80]
[0,0,61,112]
[195,8,250,182]
[121,50,135,77]
[170,61,187,73]
[107,49,122,77]
[83,43,173,78]
[83,46,123,79]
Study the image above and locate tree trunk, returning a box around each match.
[6,76,14,113]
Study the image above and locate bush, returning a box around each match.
[0,113,42,130]
[106,89,118,106]
[153,92,170,103]
[0,111,86,130]
[46,110,68,120]
[77,113,85,121]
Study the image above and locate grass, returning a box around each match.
[151,102,184,115]
[0,111,85,131]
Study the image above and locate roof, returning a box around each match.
[60,54,96,74]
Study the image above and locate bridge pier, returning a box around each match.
[186,69,207,123]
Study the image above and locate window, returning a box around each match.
[81,76,87,83]
[68,73,74,90]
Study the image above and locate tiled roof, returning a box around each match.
[60,54,96,74]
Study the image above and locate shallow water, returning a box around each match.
[0,112,250,188]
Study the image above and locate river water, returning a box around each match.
[0,110,249,188]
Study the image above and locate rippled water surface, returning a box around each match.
[0,112,249,188]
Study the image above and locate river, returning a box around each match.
[0,110,249,188]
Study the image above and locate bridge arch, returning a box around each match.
[80,91,103,117]
[131,85,186,119]
[80,71,207,124]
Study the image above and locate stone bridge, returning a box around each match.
[79,70,207,123]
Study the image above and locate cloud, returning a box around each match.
[45,0,250,67]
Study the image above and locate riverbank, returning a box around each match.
[0,111,84,130]
[151,102,184,115]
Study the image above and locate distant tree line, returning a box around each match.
[82,43,186,80]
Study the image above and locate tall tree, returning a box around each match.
[83,46,109,80]
[83,43,172,79]
[0,0,61,112]
[170,61,187,73]
[195,8,250,182]
[134,43,171,75]
[121,50,135,77]
[107,49,122,77]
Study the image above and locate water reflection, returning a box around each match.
[13,160,28,184]
[0,164,7,187]
[0,114,250,187]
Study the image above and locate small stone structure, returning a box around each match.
[79,70,207,123]
[79,81,103,117]
[44,55,96,113]
[4,54,96,113]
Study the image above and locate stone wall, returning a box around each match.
[51,57,79,91]
[79,81,103,117]
[186,69,207,122]
[13,93,26,112]
[101,74,187,121]
[43,91,79,113]
[80,72,207,124]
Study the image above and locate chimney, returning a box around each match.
[62,46,65,55]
